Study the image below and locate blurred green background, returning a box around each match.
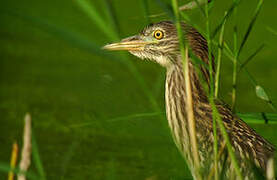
[0,0,276,179]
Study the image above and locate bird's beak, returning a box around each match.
[103,35,149,51]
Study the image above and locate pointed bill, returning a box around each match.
[102,40,148,51]
[102,35,155,51]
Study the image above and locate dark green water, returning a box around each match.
[0,0,277,179]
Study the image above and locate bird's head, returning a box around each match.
[103,21,187,68]
[103,21,212,87]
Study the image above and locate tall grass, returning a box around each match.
[1,0,276,179]
[231,0,238,111]
[0,114,45,180]
[172,1,201,179]
[214,14,226,98]
[203,0,243,178]
[172,0,245,179]
[231,0,264,111]
[170,0,274,178]
[31,133,46,180]
[76,0,162,112]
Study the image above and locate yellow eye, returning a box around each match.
[154,30,164,40]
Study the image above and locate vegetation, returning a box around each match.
[0,0,276,179]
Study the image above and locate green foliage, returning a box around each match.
[239,44,265,71]
[0,163,40,180]
[75,0,118,41]
[0,0,276,179]
[256,85,270,102]
[32,133,46,180]
[237,0,263,57]
[267,27,277,36]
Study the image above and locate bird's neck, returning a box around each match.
[165,60,209,172]
[165,60,208,105]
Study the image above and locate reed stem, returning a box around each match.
[172,0,201,178]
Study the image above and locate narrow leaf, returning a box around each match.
[239,113,277,124]
[215,13,226,98]
[75,0,118,41]
[191,0,206,17]
[239,44,265,71]
[32,133,46,180]
[104,0,121,35]
[155,0,175,19]
[237,0,263,56]
[3,9,117,60]
[256,85,270,102]
[69,112,164,128]
[0,163,39,180]
[212,0,241,38]
[266,26,277,36]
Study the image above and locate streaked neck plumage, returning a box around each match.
[165,58,210,177]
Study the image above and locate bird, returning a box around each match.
[103,21,275,179]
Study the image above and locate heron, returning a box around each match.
[103,21,275,179]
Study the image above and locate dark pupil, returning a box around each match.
[156,32,160,37]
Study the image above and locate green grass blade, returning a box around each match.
[32,133,46,180]
[214,107,243,180]
[212,0,240,38]
[231,0,239,111]
[204,0,243,178]
[190,52,210,69]
[0,163,40,180]
[75,0,118,41]
[255,85,276,112]
[180,11,199,29]
[266,27,277,36]
[239,113,277,124]
[239,44,265,71]
[231,26,238,111]
[69,110,277,127]
[222,40,276,111]
[76,0,161,113]
[102,1,159,110]
[223,42,234,60]
[208,0,214,13]
[60,140,79,180]
[241,67,257,86]
[215,13,226,98]
[4,7,161,113]
[222,42,257,84]
[192,0,206,17]
[2,10,117,61]
[254,86,277,112]
[172,0,201,178]
[237,0,263,57]
[155,0,175,19]
[68,112,164,128]
[204,1,220,179]
[256,85,270,102]
[211,101,218,180]
[69,111,277,128]
[104,0,121,35]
